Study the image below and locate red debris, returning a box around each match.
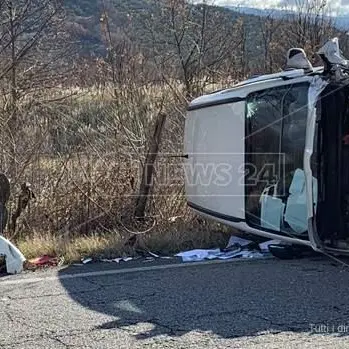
[27,255,59,268]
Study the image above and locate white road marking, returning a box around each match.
[0,257,271,286]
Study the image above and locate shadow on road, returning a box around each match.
[59,258,349,339]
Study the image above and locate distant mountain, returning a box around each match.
[227,6,349,30]
[63,0,157,55]
[226,6,292,18]
[62,0,260,58]
[60,0,349,67]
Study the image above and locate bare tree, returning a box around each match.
[258,11,284,73]
[0,0,73,175]
[281,0,336,57]
[143,0,244,98]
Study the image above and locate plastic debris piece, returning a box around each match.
[101,257,135,263]
[226,236,253,249]
[100,258,113,263]
[148,251,159,258]
[143,258,155,263]
[82,258,93,264]
[58,257,65,267]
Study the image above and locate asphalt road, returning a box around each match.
[1,257,349,348]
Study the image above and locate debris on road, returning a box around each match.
[99,257,134,263]
[175,248,265,262]
[81,257,93,264]
[27,255,64,270]
[29,255,58,266]
[83,237,283,265]
[100,258,114,263]
[175,248,264,262]
[175,236,281,262]
[143,257,155,263]
[98,251,172,264]
[226,236,253,248]
[17,237,285,272]
[175,249,221,262]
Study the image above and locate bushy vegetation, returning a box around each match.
[0,0,347,260]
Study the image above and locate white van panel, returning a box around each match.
[184,101,245,220]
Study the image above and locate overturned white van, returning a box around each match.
[184,38,349,255]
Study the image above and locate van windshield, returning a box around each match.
[245,83,311,236]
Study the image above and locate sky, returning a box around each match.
[195,0,349,16]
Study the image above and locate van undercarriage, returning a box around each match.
[317,82,349,251]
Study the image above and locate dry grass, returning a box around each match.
[17,233,124,263]
[0,82,233,262]
[17,220,231,263]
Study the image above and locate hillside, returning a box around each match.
[63,0,262,59]
[228,6,349,30]
[62,0,347,76]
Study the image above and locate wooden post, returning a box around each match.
[134,113,166,219]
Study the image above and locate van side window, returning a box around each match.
[245,83,309,234]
